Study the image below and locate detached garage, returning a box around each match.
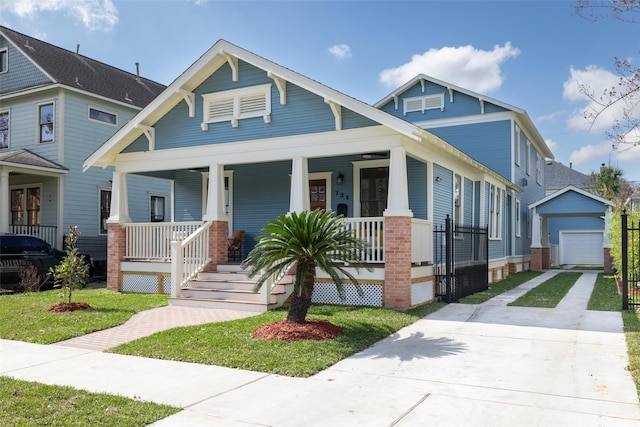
[529,186,614,270]
[559,230,604,265]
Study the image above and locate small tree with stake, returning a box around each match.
[50,226,90,306]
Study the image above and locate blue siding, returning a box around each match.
[309,156,357,215]
[548,216,605,245]
[127,60,378,154]
[427,121,512,180]
[536,191,609,215]
[174,170,204,222]
[464,177,473,226]
[432,163,453,225]
[0,37,51,94]
[379,81,509,122]
[407,157,427,220]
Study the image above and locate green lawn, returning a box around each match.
[457,271,543,304]
[110,302,445,377]
[0,288,168,344]
[588,274,621,311]
[0,376,179,426]
[507,272,580,308]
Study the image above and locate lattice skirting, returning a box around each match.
[312,282,383,307]
[121,273,171,294]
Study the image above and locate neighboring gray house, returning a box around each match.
[545,160,593,195]
[0,26,171,270]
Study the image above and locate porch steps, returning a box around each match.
[168,264,294,312]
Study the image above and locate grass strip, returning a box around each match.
[507,272,581,308]
[0,288,168,344]
[110,302,445,377]
[457,271,543,304]
[0,376,179,426]
[623,310,640,397]
[588,274,621,311]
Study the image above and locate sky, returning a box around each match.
[1,0,639,181]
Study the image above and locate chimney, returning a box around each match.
[135,62,141,82]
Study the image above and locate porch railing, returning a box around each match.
[10,224,57,247]
[123,222,203,260]
[344,217,385,263]
[171,222,212,297]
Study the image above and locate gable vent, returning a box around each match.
[201,84,272,130]
[403,93,444,116]
[239,94,266,114]
[208,98,234,119]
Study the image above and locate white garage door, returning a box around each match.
[560,231,604,265]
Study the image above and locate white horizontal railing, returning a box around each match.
[11,224,58,247]
[411,218,433,264]
[344,217,385,263]
[124,222,203,260]
[171,222,212,297]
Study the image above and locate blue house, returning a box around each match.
[375,75,554,274]
[83,39,539,311]
[0,26,170,269]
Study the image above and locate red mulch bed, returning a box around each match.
[47,302,92,312]
[253,319,343,342]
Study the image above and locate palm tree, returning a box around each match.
[241,209,372,324]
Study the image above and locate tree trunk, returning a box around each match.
[286,261,316,324]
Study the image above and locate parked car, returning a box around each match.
[0,233,94,291]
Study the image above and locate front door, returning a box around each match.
[309,179,326,211]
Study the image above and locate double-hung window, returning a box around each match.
[0,111,8,149]
[150,195,166,222]
[38,102,54,143]
[525,140,531,175]
[514,125,520,166]
[99,189,111,234]
[488,184,501,240]
[10,186,41,225]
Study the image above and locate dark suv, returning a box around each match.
[0,233,94,291]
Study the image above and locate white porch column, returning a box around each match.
[384,146,412,217]
[0,169,9,232]
[107,170,131,224]
[531,210,542,248]
[289,157,310,214]
[203,163,228,221]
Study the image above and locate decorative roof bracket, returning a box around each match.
[135,125,155,150]
[448,87,454,103]
[393,95,399,110]
[420,78,426,93]
[176,89,195,117]
[479,98,485,114]
[324,99,342,131]
[267,72,287,105]
[220,51,238,82]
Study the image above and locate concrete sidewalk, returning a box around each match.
[1,271,639,426]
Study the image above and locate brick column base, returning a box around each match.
[531,247,543,272]
[208,221,229,265]
[107,223,126,291]
[383,216,412,311]
[604,247,614,274]
[541,247,550,270]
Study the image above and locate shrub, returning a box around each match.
[607,207,640,276]
[18,264,49,292]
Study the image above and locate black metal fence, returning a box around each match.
[621,211,640,310]
[434,215,489,302]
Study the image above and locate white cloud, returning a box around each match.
[1,0,118,31]
[569,141,612,166]
[537,110,564,123]
[545,138,558,154]
[379,42,520,93]
[562,65,627,133]
[328,44,352,60]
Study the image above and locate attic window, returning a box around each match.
[403,94,444,116]
[201,84,271,130]
[0,48,7,73]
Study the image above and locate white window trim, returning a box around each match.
[0,109,9,149]
[0,47,7,74]
[149,193,167,222]
[536,153,542,185]
[9,183,43,225]
[488,183,502,240]
[403,93,444,116]
[201,84,272,130]
[454,173,463,238]
[352,159,390,218]
[309,171,333,211]
[526,140,531,176]
[515,199,521,238]
[514,124,520,166]
[98,187,111,234]
[36,100,55,144]
[88,106,118,126]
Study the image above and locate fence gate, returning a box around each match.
[434,215,489,303]
[621,211,640,310]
